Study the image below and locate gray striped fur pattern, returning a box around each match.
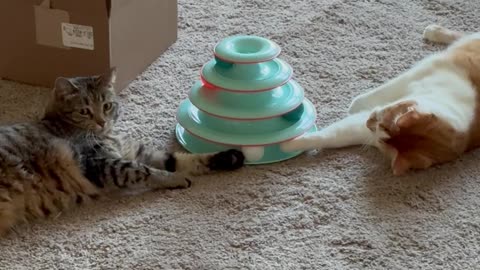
[0,68,244,236]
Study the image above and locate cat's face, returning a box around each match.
[367,100,463,175]
[51,68,119,134]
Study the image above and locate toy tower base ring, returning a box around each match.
[176,124,317,164]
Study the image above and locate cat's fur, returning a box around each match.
[281,25,480,175]
[0,69,244,235]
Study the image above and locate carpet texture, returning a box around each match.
[1,0,479,269]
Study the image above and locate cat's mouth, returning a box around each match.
[91,124,111,134]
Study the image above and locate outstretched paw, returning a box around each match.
[166,176,192,190]
[208,149,245,171]
[423,24,447,42]
[151,172,192,190]
[423,24,461,44]
[164,175,192,189]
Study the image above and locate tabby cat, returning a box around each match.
[0,68,244,235]
[281,25,480,175]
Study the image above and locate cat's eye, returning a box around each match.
[79,108,90,116]
[103,102,113,112]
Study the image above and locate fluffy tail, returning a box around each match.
[423,24,464,45]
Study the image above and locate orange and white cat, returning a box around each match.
[280,25,480,175]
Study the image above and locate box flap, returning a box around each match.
[34,0,70,49]
[109,0,178,91]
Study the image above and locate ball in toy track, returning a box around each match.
[241,146,265,162]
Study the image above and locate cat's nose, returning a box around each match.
[96,120,106,128]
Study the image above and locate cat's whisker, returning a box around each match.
[54,212,63,220]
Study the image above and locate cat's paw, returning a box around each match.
[166,175,192,189]
[207,149,245,171]
[151,172,192,190]
[423,24,447,42]
[423,24,460,44]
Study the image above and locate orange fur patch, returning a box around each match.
[370,101,466,175]
[450,40,480,88]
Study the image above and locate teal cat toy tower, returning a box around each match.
[175,35,317,164]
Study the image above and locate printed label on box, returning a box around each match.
[61,23,94,50]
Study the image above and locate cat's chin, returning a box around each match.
[89,127,108,135]
[91,124,112,135]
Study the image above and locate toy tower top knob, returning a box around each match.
[214,35,281,64]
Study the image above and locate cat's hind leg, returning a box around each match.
[347,56,443,115]
[348,78,411,114]
[280,112,375,152]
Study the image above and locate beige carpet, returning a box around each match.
[1,0,479,269]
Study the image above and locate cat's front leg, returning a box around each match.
[348,53,442,114]
[280,111,374,152]
[348,79,410,114]
[84,157,191,190]
[121,139,245,176]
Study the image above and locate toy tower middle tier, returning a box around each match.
[176,35,317,164]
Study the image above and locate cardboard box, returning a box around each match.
[0,0,178,91]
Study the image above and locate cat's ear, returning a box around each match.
[391,151,434,176]
[95,67,117,89]
[391,153,411,176]
[53,77,78,99]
